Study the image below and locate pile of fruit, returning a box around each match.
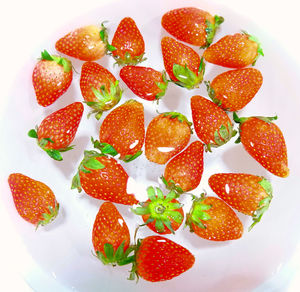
[7,7,289,283]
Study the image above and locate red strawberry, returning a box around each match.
[209,173,273,230]
[162,141,204,193]
[119,66,168,101]
[203,31,264,68]
[130,235,195,282]
[8,173,59,228]
[161,36,205,89]
[233,113,289,177]
[71,150,138,205]
[108,17,145,66]
[80,61,123,119]
[28,102,83,161]
[55,25,106,61]
[132,187,184,234]
[191,95,236,151]
[145,112,192,164]
[161,7,224,47]
[94,100,145,162]
[32,50,72,107]
[92,202,131,265]
[186,193,243,241]
[205,68,263,111]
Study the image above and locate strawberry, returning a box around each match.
[92,202,131,265]
[209,173,273,230]
[93,99,145,162]
[132,187,184,234]
[162,141,204,193]
[55,25,107,61]
[80,61,123,119]
[161,7,224,47]
[106,17,145,66]
[28,102,83,161]
[233,113,289,177]
[32,50,72,107]
[205,68,263,111]
[191,95,236,151]
[145,112,192,164]
[129,235,195,282]
[203,31,264,68]
[186,193,243,241]
[71,150,138,205]
[8,173,59,228]
[161,36,205,89]
[119,66,168,101]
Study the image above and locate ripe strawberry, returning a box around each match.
[203,31,264,68]
[161,7,224,47]
[28,102,83,161]
[161,36,205,89]
[132,187,184,234]
[119,66,168,101]
[71,150,138,205]
[32,50,72,107]
[209,173,273,230]
[55,25,107,61]
[191,95,236,151]
[8,173,59,228]
[205,68,263,111]
[93,100,145,162]
[130,235,195,282]
[92,202,131,265]
[145,112,192,164]
[233,113,289,177]
[162,141,204,193]
[186,193,243,241]
[80,61,123,119]
[107,17,145,66]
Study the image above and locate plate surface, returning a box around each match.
[1,0,300,291]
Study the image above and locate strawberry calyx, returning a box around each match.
[202,15,224,49]
[160,175,184,195]
[242,31,264,65]
[28,128,74,161]
[162,111,193,131]
[40,49,72,73]
[172,57,205,89]
[36,201,60,230]
[131,186,183,234]
[85,80,123,120]
[155,71,169,100]
[204,81,223,108]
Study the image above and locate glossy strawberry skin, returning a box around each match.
[119,66,168,101]
[164,141,204,192]
[135,235,195,282]
[8,173,59,227]
[207,68,263,111]
[55,25,106,61]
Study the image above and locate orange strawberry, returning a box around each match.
[92,202,131,265]
[94,99,145,162]
[80,61,123,119]
[32,50,72,107]
[209,173,273,230]
[8,173,59,228]
[161,36,205,89]
[205,68,263,111]
[145,112,192,164]
[191,95,236,151]
[203,31,264,68]
[119,66,168,101]
[55,25,106,61]
[28,102,84,161]
[162,141,204,193]
[132,187,184,234]
[71,150,138,205]
[186,193,243,241]
[233,113,289,177]
[161,7,224,47]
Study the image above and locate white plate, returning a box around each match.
[1,0,300,291]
